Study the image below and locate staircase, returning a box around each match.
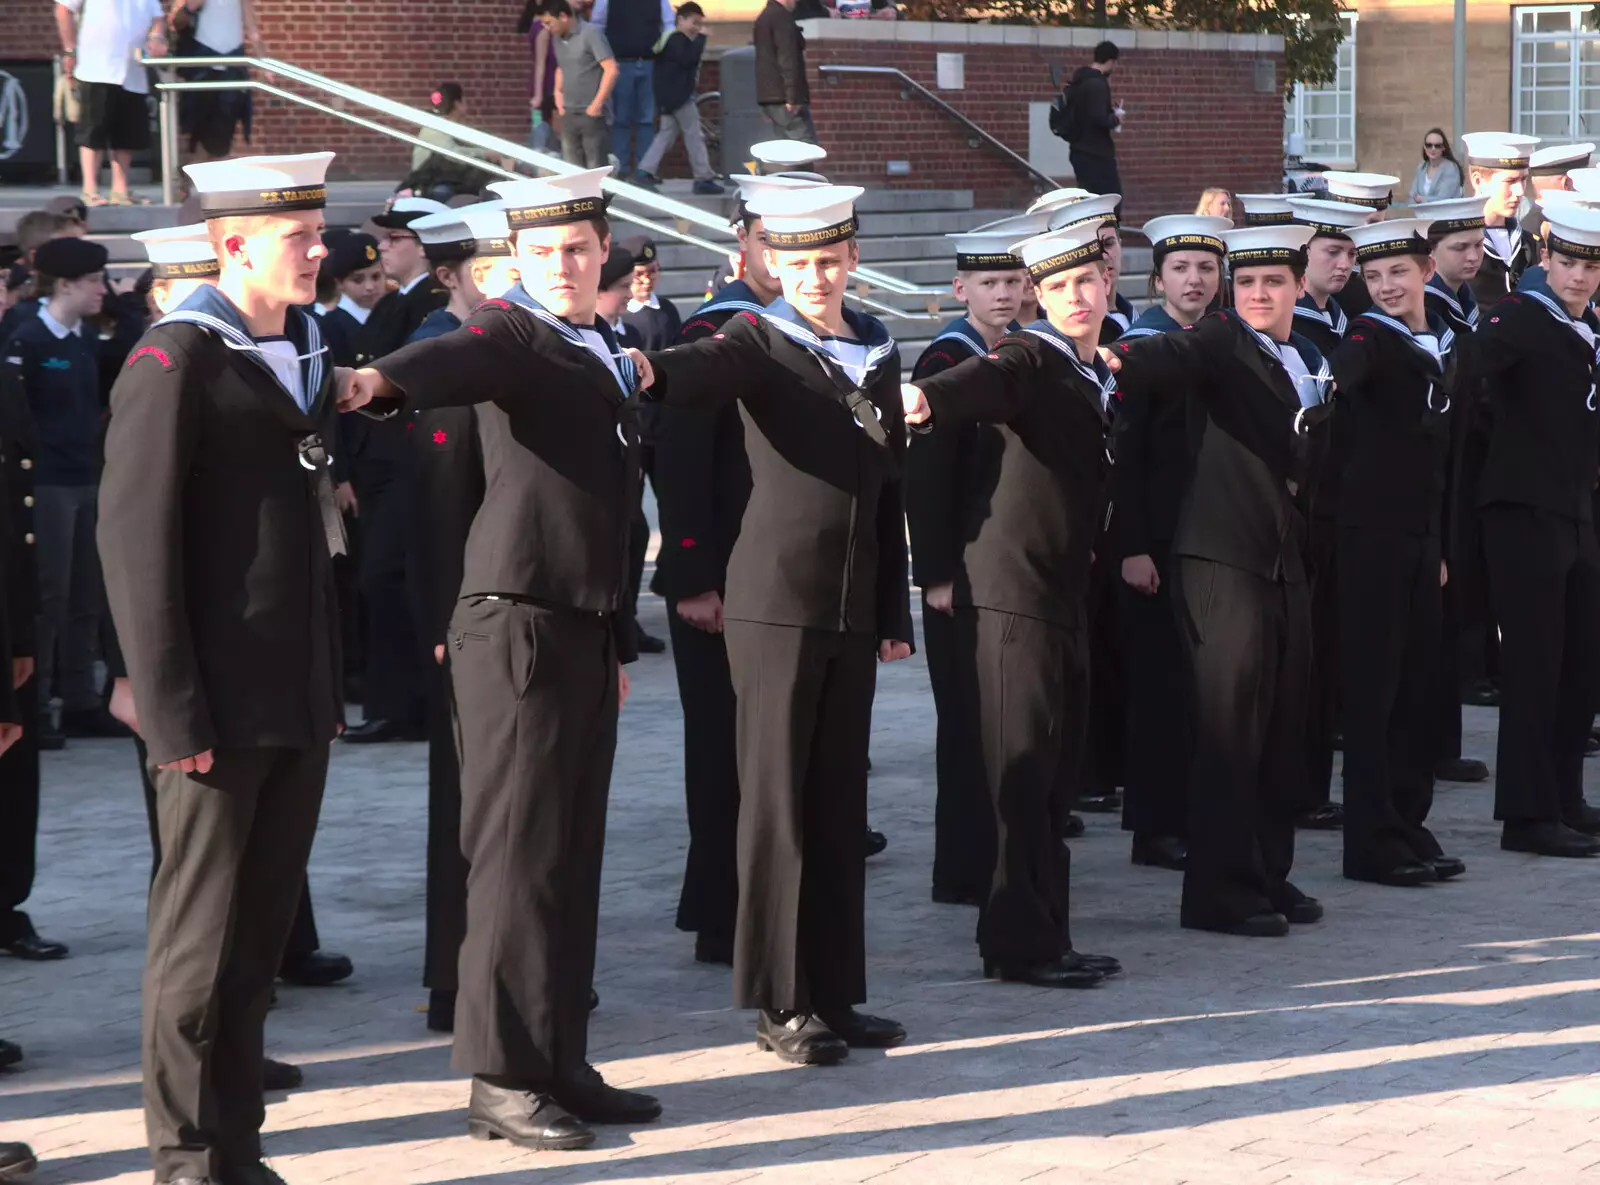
[0,180,1152,359]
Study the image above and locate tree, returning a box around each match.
[894,0,1349,92]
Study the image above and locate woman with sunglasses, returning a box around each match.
[1411,128,1465,203]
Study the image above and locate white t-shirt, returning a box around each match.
[58,0,163,94]
[256,337,308,411]
[817,336,873,387]
[193,0,244,53]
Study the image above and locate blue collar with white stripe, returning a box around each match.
[1233,313,1333,405]
[692,278,768,321]
[760,298,897,387]
[1021,317,1117,413]
[1516,277,1600,339]
[157,285,327,413]
[1354,309,1455,376]
[498,281,638,396]
[1120,304,1186,339]
[1426,274,1479,329]
[928,314,1019,358]
[1294,292,1347,337]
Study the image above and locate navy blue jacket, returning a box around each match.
[652,30,706,112]
[1,313,103,486]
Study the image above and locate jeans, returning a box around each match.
[610,59,656,171]
[759,102,816,143]
[561,110,610,168]
[639,98,714,179]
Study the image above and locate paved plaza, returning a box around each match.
[3,593,1600,1184]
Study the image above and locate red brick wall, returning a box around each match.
[806,39,1284,219]
[7,1,57,55]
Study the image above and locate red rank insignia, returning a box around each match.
[127,346,173,369]
[681,537,696,548]
[433,429,448,445]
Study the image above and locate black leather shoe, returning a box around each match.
[1462,680,1500,707]
[1275,885,1324,924]
[982,956,1106,988]
[552,1064,662,1124]
[1076,791,1122,813]
[1061,813,1085,839]
[1064,950,1122,977]
[755,1011,849,1065]
[1296,802,1344,830]
[0,1142,37,1181]
[1435,757,1489,783]
[1564,802,1600,835]
[865,828,887,858]
[693,933,733,965]
[467,1077,596,1150]
[1,932,67,961]
[1346,861,1435,887]
[0,1038,21,1069]
[341,717,425,743]
[427,988,456,1032]
[815,1008,905,1048]
[930,884,984,906]
[1502,821,1600,857]
[1186,911,1290,938]
[1431,855,1467,881]
[634,629,668,655]
[60,706,132,738]
[279,950,353,986]
[262,1057,302,1091]
[1130,833,1186,870]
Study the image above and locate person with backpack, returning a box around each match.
[1053,41,1124,198]
[633,2,726,194]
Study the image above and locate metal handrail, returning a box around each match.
[145,53,941,312]
[818,64,1057,192]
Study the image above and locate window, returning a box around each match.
[1513,5,1600,140]
[1284,12,1359,167]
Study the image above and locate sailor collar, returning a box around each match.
[927,314,1017,358]
[693,278,768,321]
[1020,317,1118,413]
[760,298,897,387]
[494,281,639,396]
[1233,312,1334,406]
[1426,274,1480,329]
[1514,278,1600,348]
[1353,309,1456,393]
[1119,304,1186,339]
[157,284,329,407]
[1294,292,1348,337]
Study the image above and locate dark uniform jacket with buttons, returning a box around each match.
[1110,309,1332,585]
[651,281,760,603]
[1469,223,1539,314]
[1473,285,1600,523]
[98,290,345,766]
[1330,310,1460,536]
[905,316,990,592]
[1108,305,1189,560]
[370,285,642,662]
[913,320,1114,627]
[0,361,37,699]
[348,279,447,497]
[646,302,913,643]
[2,313,104,486]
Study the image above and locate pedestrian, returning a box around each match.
[1107,222,1332,938]
[1194,187,1233,219]
[753,0,816,142]
[642,183,913,1064]
[99,150,350,1184]
[320,231,385,368]
[168,0,259,164]
[1110,214,1230,873]
[618,236,670,656]
[591,0,674,177]
[1059,40,1123,198]
[634,2,725,194]
[540,0,620,169]
[1461,132,1540,310]
[901,221,1123,990]
[1411,127,1465,204]
[342,166,662,1150]
[622,236,680,349]
[53,0,167,206]
[1473,205,1600,858]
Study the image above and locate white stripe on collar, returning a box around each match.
[498,292,638,395]
[761,311,897,385]
[1240,318,1333,404]
[155,308,328,406]
[1022,327,1118,412]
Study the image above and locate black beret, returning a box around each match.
[330,233,382,280]
[5,261,28,291]
[600,243,635,291]
[34,236,109,279]
[45,195,89,222]
[620,234,657,267]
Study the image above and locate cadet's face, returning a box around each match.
[438,259,483,308]
[1532,173,1571,198]
[1231,265,1303,337]
[595,276,632,320]
[764,240,858,322]
[738,221,780,300]
[1037,261,1107,345]
[152,275,216,316]
[1305,235,1356,294]
[223,211,329,306]
[631,260,658,300]
[515,221,607,322]
[339,263,386,308]
[1097,226,1122,284]
[1431,229,1485,286]
[470,255,520,300]
[58,271,105,317]
[951,269,1024,334]
[1155,249,1221,325]
[1547,251,1600,314]
[1472,167,1528,219]
[1362,254,1433,320]
[379,230,426,284]
[1019,274,1039,319]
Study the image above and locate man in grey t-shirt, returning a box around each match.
[540,0,619,168]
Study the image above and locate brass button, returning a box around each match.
[23,533,34,545]
[19,459,31,470]
[22,496,31,507]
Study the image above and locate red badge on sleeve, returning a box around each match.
[433,429,448,445]
[127,346,174,369]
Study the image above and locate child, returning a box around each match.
[634,2,725,195]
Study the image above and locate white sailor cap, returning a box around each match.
[748,139,828,175]
[1415,195,1489,236]
[1141,215,1231,261]
[1530,142,1595,176]
[371,195,452,231]
[947,230,1026,272]
[1287,196,1374,236]
[967,210,1052,238]
[1565,167,1600,197]
[489,167,612,231]
[1220,223,1316,268]
[1236,193,1297,227]
[412,205,515,262]
[131,223,219,279]
[1535,189,1600,212]
[1025,187,1093,216]
[732,171,827,224]
[453,201,514,256]
[1010,224,1104,282]
[1046,192,1122,232]
[1346,217,1434,264]
[1460,132,1540,170]
[1544,205,1600,261]
[182,151,334,220]
[1320,171,1400,210]
[745,184,863,250]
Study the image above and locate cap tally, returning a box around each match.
[489,167,613,231]
[184,152,335,219]
[1221,223,1316,268]
[131,223,219,280]
[1140,215,1230,260]
[1236,193,1297,227]
[1012,225,1104,282]
[1345,217,1434,264]
[947,230,1025,272]
[1414,195,1489,237]
[745,184,863,250]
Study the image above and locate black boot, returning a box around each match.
[552,1063,662,1124]
[467,1077,595,1150]
[814,1008,905,1048]
[755,1011,848,1065]
[426,988,456,1032]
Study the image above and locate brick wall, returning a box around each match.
[7,1,56,55]
[802,27,1285,218]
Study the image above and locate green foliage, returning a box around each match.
[894,0,1349,92]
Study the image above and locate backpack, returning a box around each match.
[1048,82,1082,143]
